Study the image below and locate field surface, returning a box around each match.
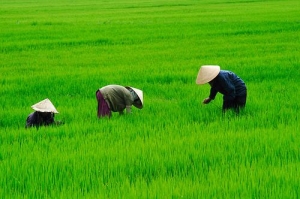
[0,0,299,198]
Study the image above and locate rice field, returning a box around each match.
[0,0,299,198]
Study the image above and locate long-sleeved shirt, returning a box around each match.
[209,70,247,102]
[99,85,134,112]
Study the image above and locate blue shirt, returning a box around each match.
[209,70,247,102]
[26,111,54,128]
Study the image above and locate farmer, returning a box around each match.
[196,65,247,112]
[25,98,62,128]
[96,84,143,118]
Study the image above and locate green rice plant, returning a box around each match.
[0,0,299,198]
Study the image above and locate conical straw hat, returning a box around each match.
[125,86,143,109]
[31,98,59,113]
[196,65,220,85]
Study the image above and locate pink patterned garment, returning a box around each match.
[96,90,111,118]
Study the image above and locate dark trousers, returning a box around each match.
[223,93,247,113]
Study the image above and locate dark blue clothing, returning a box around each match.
[25,111,54,128]
[209,70,247,111]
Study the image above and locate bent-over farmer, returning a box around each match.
[96,84,143,118]
[196,65,247,112]
[26,98,62,128]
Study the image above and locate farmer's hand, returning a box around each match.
[126,106,132,114]
[54,121,65,126]
[203,97,212,104]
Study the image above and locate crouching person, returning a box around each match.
[196,65,247,113]
[26,98,63,128]
[96,85,143,118]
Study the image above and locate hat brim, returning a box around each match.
[31,98,59,113]
[125,86,143,109]
[196,65,220,85]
